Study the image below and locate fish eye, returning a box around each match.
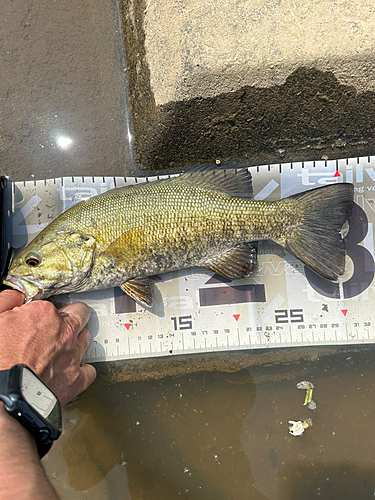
[25,255,41,267]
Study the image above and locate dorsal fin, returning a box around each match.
[169,164,253,199]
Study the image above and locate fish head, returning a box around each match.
[2,231,97,302]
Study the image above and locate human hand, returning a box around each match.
[0,290,96,406]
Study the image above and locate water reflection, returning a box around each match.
[49,130,74,151]
[56,135,73,150]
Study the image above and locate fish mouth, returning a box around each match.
[2,274,43,302]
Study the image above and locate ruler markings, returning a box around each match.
[9,157,375,362]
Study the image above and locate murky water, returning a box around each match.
[43,348,375,499]
[2,1,375,499]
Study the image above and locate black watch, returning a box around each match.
[0,364,62,458]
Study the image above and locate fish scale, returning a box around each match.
[31,178,290,281]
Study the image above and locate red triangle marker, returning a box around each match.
[124,323,132,330]
[233,314,240,322]
[341,309,348,317]
[334,170,341,177]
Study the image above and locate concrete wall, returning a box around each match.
[120,0,375,170]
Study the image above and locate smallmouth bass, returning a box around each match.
[2,167,354,306]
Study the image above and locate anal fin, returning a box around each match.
[203,243,257,280]
[119,277,153,307]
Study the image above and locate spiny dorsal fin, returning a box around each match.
[170,164,253,199]
[203,243,257,280]
[120,277,153,307]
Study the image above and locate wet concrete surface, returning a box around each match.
[0,0,136,181]
[120,0,375,170]
[120,63,375,170]
[1,0,375,498]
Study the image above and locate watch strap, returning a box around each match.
[0,370,9,395]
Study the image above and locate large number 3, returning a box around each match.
[305,203,375,299]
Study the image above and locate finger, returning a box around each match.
[58,302,91,337]
[77,327,92,354]
[0,290,25,313]
[60,364,96,407]
[81,364,97,390]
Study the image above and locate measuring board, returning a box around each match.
[1,157,375,362]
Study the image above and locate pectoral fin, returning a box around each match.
[203,243,257,280]
[119,277,153,307]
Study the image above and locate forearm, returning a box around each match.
[0,291,96,499]
[0,405,59,500]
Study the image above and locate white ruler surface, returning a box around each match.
[8,157,375,362]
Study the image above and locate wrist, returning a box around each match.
[0,403,59,499]
[0,403,40,495]
[0,402,38,455]
[0,402,42,479]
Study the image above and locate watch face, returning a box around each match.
[21,366,58,420]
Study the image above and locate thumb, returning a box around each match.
[0,290,25,314]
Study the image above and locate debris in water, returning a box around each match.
[288,418,313,436]
[296,380,314,391]
[307,400,317,411]
[297,380,316,409]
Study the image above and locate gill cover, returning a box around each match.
[3,231,96,301]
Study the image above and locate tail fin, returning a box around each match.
[284,183,354,280]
